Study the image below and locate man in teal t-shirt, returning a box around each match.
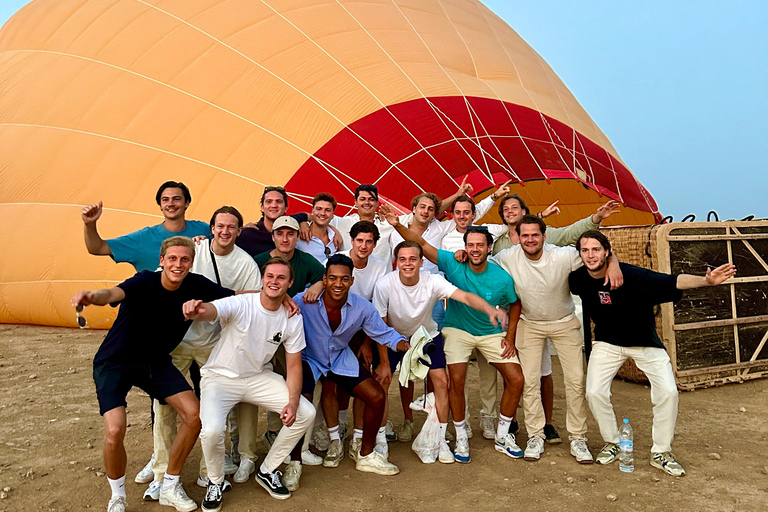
[381,207,526,464]
[81,180,209,272]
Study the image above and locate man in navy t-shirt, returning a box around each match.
[569,230,735,478]
[72,237,233,512]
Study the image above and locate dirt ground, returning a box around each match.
[1,324,766,512]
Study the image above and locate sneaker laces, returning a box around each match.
[269,470,283,487]
[205,483,222,502]
[655,451,678,465]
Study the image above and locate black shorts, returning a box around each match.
[93,359,192,416]
[371,345,405,375]
[301,360,373,397]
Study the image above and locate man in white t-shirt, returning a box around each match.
[145,206,262,501]
[492,215,622,464]
[373,240,507,463]
[183,257,315,509]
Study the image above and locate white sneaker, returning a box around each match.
[311,425,330,451]
[570,439,594,464]
[323,439,344,468]
[223,454,238,475]
[159,481,197,512]
[143,480,162,501]
[301,449,323,466]
[107,495,127,512]
[355,450,400,475]
[134,453,155,484]
[349,438,362,461]
[651,451,686,477]
[454,438,471,463]
[438,440,455,464]
[397,420,415,442]
[495,433,524,459]
[480,415,496,440]
[233,458,256,483]
[523,436,545,461]
[465,421,474,440]
[283,461,302,492]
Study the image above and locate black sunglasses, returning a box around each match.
[466,225,489,233]
[324,246,332,258]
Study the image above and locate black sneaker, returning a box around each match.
[255,467,291,500]
[202,480,225,512]
[544,424,562,444]
[510,419,519,436]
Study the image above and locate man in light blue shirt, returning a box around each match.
[81,180,210,272]
[288,254,409,484]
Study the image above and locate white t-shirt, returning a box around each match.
[373,271,458,338]
[331,213,401,269]
[202,294,306,379]
[492,244,583,323]
[182,239,262,348]
[339,250,389,301]
[389,215,453,274]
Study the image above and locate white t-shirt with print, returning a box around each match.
[202,294,305,379]
[373,271,457,338]
[182,239,262,348]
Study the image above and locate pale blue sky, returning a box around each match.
[2,1,765,220]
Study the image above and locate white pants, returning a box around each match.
[200,371,315,484]
[586,342,678,453]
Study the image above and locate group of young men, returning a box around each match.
[74,179,736,512]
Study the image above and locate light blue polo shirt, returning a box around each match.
[107,220,210,272]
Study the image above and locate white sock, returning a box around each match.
[376,426,386,445]
[162,474,179,491]
[497,414,513,439]
[454,420,468,442]
[439,422,448,441]
[339,409,348,425]
[328,425,341,442]
[259,462,272,475]
[108,476,126,498]
[353,428,363,441]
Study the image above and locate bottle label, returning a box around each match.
[619,440,633,452]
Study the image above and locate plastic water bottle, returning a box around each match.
[619,418,634,473]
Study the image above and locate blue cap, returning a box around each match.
[623,418,629,423]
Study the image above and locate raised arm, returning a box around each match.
[677,263,736,289]
[71,286,125,308]
[438,177,473,216]
[449,289,508,330]
[81,202,112,256]
[380,203,438,264]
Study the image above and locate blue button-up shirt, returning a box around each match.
[296,291,405,381]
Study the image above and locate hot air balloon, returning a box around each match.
[0,0,660,327]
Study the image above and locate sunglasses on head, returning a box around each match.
[466,225,489,233]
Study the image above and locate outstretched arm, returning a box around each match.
[182,300,219,322]
[380,203,439,265]
[677,263,736,289]
[81,202,112,256]
[449,289,508,330]
[71,287,125,308]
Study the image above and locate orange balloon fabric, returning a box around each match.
[0,0,660,327]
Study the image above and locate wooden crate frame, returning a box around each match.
[602,220,768,390]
